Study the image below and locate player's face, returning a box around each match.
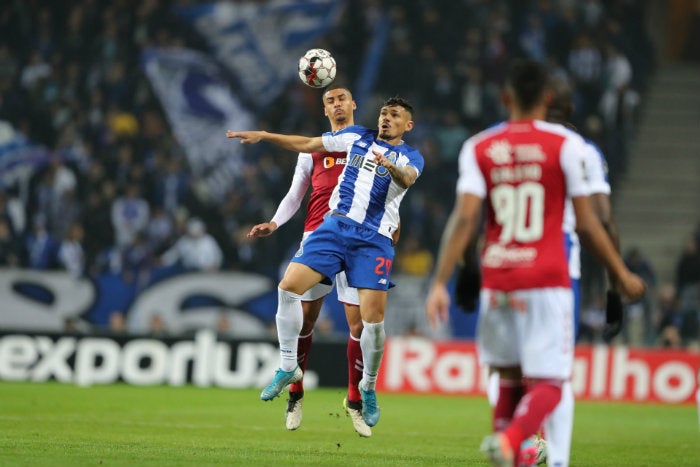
[323,89,356,128]
[377,105,414,143]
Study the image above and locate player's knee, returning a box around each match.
[278,279,305,296]
[347,320,363,338]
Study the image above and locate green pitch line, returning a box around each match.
[0,382,697,467]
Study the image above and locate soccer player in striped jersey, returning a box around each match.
[227,96,423,429]
[246,85,373,437]
[426,60,644,467]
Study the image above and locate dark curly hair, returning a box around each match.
[382,96,415,118]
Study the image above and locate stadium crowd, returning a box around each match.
[0,0,696,347]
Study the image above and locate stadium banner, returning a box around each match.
[0,330,344,389]
[0,268,474,340]
[175,0,346,109]
[141,48,253,203]
[377,338,699,405]
[0,268,277,336]
[0,330,697,405]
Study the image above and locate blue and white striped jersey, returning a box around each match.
[321,125,424,239]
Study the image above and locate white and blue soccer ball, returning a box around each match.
[298,48,336,88]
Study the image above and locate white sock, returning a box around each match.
[276,287,303,371]
[544,380,574,467]
[360,320,385,390]
[487,370,499,408]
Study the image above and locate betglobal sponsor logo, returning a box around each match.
[377,337,699,404]
[0,330,319,389]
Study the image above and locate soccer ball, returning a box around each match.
[298,48,336,88]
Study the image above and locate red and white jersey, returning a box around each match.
[457,119,591,291]
[270,151,347,232]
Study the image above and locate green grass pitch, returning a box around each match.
[0,382,698,466]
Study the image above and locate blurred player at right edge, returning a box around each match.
[539,76,624,467]
[426,60,645,467]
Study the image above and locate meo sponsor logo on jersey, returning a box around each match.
[348,151,398,178]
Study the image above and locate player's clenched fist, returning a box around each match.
[617,271,646,302]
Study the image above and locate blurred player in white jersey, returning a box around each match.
[227,96,423,429]
[247,85,381,437]
[426,60,645,467]
[539,76,623,467]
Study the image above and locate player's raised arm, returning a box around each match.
[226,130,325,154]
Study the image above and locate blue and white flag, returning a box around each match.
[142,48,252,202]
[0,121,55,188]
[176,0,345,109]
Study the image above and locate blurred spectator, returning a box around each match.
[24,214,58,269]
[154,157,190,215]
[656,284,684,348]
[567,32,603,121]
[519,14,547,62]
[434,110,470,162]
[675,235,700,295]
[599,42,640,177]
[148,313,167,337]
[120,232,153,287]
[395,233,434,276]
[0,218,20,267]
[51,185,82,240]
[57,222,85,278]
[82,183,116,275]
[160,217,222,272]
[624,247,657,345]
[0,188,25,235]
[578,296,606,344]
[111,183,150,248]
[146,205,176,254]
[109,310,126,335]
[657,281,699,348]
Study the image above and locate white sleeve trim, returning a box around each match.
[584,143,611,195]
[456,138,486,198]
[561,135,592,198]
[270,153,313,227]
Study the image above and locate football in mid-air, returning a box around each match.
[298,48,336,88]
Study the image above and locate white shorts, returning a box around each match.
[476,287,574,380]
[298,232,359,306]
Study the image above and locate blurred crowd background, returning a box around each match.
[0,0,698,348]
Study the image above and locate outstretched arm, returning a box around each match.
[226,130,325,154]
[248,154,313,239]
